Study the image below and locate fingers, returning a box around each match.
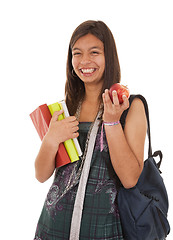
[103,89,129,108]
[55,113,79,132]
[112,90,119,106]
[48,110,80,143]
[102,89,112,108]
[52,111,78,124]
[67,116,78,122]
[102,89,120,106]
[51,109,64,121]
[67,121,79,140]
[102,88,130,122]
[102,89,120,108]
[72,125,79,132]
[72,131,79,138]
[121,95,129,110]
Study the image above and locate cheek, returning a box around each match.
[99,57,105,72]
[72,57,78,70]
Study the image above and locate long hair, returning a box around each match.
[65,20,121,115]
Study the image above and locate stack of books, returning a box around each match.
[30,100,82,168]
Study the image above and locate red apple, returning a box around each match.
[109,83,130,104]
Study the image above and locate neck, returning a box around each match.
[76,83,104,122]
[83,83,102,104]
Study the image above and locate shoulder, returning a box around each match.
[124,95,147,136]
[127,97,146,119]
[120,94,147,129]
[122,95,148,166]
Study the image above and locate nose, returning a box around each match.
[80,53,91,65]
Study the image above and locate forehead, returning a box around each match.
[72,33,104,50]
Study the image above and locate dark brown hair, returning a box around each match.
[65,20,121,115]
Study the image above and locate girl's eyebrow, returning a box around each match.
[72,47,81,52]
[72,46,102,51]
[89,46,103,51]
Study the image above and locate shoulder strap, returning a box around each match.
[70,111,101,240]
[120,95,162,168]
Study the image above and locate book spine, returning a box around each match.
[48,102,79,162]
[59,100,82,156]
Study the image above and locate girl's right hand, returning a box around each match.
[45,109,79,148]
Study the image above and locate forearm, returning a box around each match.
[34,111,79,183]
[35,134,59,183]
[105,124,143,189]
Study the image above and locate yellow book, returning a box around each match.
[48,102,79,162]
[59,100,82,157]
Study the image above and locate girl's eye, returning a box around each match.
[91,51,99,55]
[73,52,81,56]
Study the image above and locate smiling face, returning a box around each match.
[72,34,105,86]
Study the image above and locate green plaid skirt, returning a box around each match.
[34,122,124,240]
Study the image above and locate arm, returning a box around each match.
[35,110,79,183]
[102,90,147,189]
[35,135,59,183]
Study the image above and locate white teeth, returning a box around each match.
[81,68,95,73]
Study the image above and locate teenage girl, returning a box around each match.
[34,20,147,240]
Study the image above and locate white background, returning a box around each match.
[0,0,172,239]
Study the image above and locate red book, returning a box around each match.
[30,104,71,168]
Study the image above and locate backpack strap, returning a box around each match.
[120,94,162,168]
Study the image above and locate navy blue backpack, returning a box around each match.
[118,95,170,240]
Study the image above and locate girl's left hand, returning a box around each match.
[102,89,129,122]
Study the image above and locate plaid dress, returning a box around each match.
[34,122,124,240]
